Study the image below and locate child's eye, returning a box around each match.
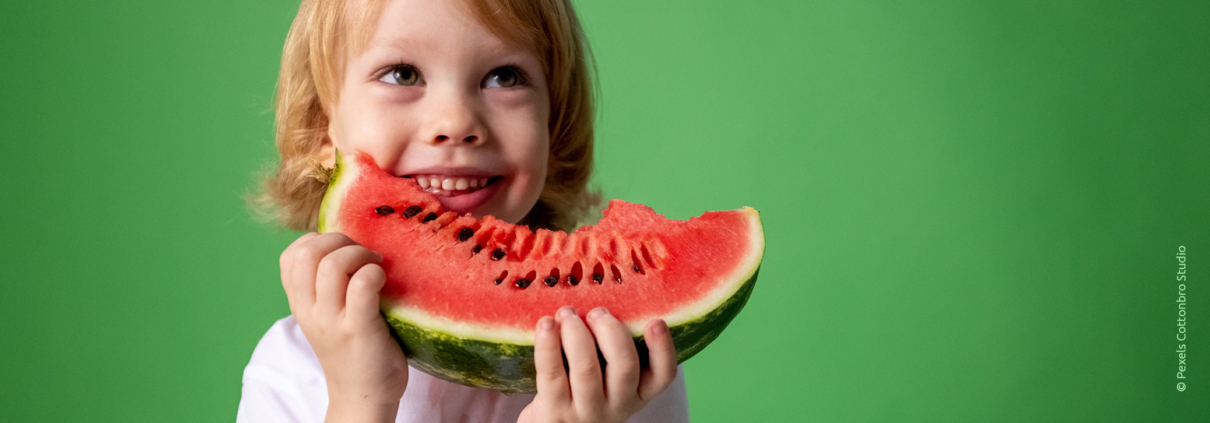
[380,64,422,86]
[483,66,526,88]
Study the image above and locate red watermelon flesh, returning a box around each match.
[318,151,763,392]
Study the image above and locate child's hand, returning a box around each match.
[518,307,679,423]
[280,232,408,422]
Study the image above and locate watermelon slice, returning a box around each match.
[318,151,763,393]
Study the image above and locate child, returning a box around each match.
[237,0,690,421]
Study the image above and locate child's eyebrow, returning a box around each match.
[367,36,428,55]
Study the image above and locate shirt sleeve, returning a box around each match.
[237,316,329,423]
[627,365,691,423]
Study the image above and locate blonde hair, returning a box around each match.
[257,0,599,232]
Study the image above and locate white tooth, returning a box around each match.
[469,178,478,188]
[455,178,469,190]
[429,177,441,190]
[417,177,429,189]
[442,179,455,190]
[480,178,489,187]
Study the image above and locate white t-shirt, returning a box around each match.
[237,316,690,423]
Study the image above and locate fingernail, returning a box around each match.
[651,319,668,335]
[374,252,384,261]
[539,316,555,331]
[558,306,577,318]
[588,307,609,319]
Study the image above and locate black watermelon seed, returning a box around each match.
[402,206,422,218]
[375,206,395,216]
[544,275,558,287]
[515,279,532,289]
[491,249,506,261]
[494,277,504,285]
[592,273,604,284]
[422,212,438,223]
[566,274,580,286]
[472,245,483,255]
[457,227,474,242]
[633,263,641,272]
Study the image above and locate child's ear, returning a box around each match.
[316,134,336,169]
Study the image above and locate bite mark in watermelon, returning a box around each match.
[318,151,764,393]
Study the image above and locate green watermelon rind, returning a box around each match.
[382,266,759,393]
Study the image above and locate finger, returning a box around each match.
[584,308,641,405]
[345,263,386,324]
[315,245,382,316]
[558,306,605,413]
[288,233,358,313]
[280,232,320,296]
[637,319,678,402]
[532,316,570,406]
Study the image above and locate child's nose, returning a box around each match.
[423,94,486,147]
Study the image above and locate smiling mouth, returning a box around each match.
[407,174,504,197]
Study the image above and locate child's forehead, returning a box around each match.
[356,0,530,55]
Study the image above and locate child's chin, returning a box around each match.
[436,181,502,216]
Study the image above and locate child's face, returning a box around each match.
[323,0,550,224]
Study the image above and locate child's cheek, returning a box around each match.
[331,97,425,169]
[493,108,548,224]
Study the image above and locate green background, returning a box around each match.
[2,0,1207,421]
